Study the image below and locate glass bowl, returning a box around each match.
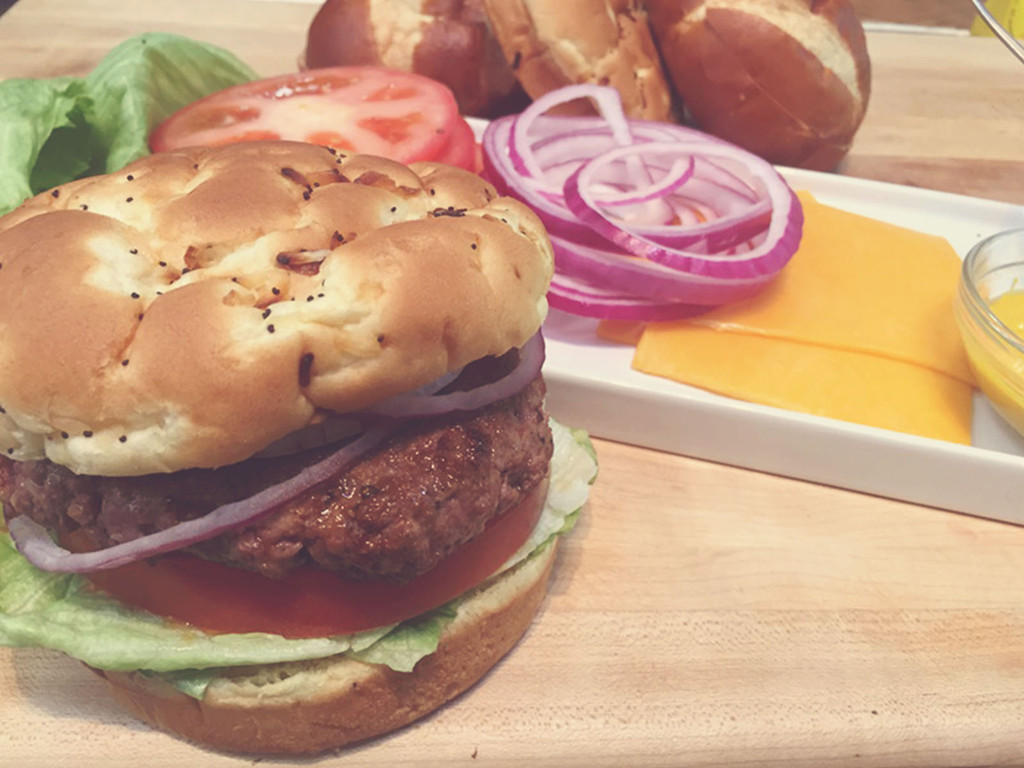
[955,228,1024,436]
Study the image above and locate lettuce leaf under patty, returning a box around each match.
[0,32,258,216]
[0,420,597,692]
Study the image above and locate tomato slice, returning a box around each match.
[149,66,464,166]
[80,482,547,638]
[431,116,478,172]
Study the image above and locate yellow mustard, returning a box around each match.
[968,290,1024,434]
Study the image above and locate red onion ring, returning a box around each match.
[551,235,773,306]
[547,273,703,322]
[484,117,734,242]
[7,424,396,572]
[509,84,633,181]
[481,86,804,320]
[366,333,544,417]
[564,141,802,278]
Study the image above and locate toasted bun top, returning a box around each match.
[482,0,673,121]
[0,142,553,476]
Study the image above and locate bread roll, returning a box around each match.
[483,0,673,120]
[0,142,554,475]
[302,0,527,117]
[646,0,871,170]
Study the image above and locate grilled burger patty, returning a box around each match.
[0,375,552,582]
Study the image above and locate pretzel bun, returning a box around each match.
[482,0,673,120]
[302,0,527,117]
[645,0,871,170]
[0,141,553,476]
[92,539,557,755]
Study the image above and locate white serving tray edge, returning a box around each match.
[540,168,1024,525]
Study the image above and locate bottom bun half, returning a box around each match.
[92,540,559,756]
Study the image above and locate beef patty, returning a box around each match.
[0,375,552,582]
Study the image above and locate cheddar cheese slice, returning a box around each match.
[633,324,973,444]
[678,193,973,384]
[616,193,976,444]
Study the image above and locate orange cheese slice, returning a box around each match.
[677,192,973,384]
[633,324,973,443]
[615,193,976,444]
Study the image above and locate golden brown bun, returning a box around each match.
[0,142,553,475]
[482,0,673,121]
[645,0,871,170]
[94,541,558,755]
[302,0,528,117]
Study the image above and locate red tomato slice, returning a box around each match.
[80,482,547,638]
[149,67,463,165]
[430,116,478,172]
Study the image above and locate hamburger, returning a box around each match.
[0,141,597,754]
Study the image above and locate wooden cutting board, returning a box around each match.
[2,1,1024,766]
[7,438,1024,767]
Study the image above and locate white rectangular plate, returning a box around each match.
[540,169,1024,524]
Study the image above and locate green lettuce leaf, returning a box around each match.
[348,605,457,673]
[0,538,390,672]
[84,33,259,174]
[0,32,257,216]
[0,420,597,692]
[0,78,87,215]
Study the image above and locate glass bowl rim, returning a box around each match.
[960,227,1024,362]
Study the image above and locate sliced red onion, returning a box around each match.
[563,141,803,278]
[484,115,734,230]
[366,333,544,417]
[480,86,804,320]
[579,155,695,208]
[508,84,633,183]
[484,119,622,245]
[548,273,703,322]
[609,189,773,252]
[8,423,396,572]
[551,235,775,305]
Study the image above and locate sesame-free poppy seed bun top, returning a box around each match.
[0,142,554,476]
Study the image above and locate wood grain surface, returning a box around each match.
[840,32,1024,206]
[852,0,978,28]
[1,1,1024,767]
